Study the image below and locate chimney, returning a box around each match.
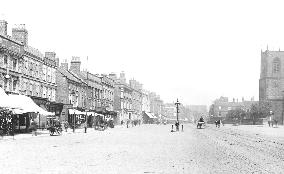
[45,52,56,60]
[55,58,59,67]
[12,24,28,46]
[242,97,244,102]
[119,71,126,84]
[60,59,68,71]
[69,56,81,75]
[109,72,117,80]
[0,20,8,36]
[233,98,235,102]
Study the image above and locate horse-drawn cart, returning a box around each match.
[197,121,205,129]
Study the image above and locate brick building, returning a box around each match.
[142,89,150,113]
[0,21,62,117]
[113,72,134,123]
[0,20,24,94]
[259,48,284,124]
[56,59,87,122]
[129,79,143,121]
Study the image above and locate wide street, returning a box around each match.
[1,124,284,174]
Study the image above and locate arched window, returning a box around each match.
[273,58,280,74]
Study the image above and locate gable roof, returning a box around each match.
[58,67,81,83]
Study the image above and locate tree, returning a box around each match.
[249,101,271,125]
[226,108,246,124]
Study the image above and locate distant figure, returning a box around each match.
[83,121,87,133]
[199,116,204,123]
[175,121,179,131]
[30,120,37,136]
[274,119,278,127]
[121,120,124,125]
[215,120,221,128]
[64,121,69,132]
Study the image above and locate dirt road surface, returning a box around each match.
[0,124,284,174]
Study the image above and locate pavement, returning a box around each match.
[1,123,284,173]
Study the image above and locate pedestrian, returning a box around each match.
[64,121,69,132]
[30,120,37,136]
[175,121,179,131]
[84,121,87,133]
[274,119,278,127]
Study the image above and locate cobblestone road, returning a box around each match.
[0,124,284,174]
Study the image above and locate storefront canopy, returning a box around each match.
[68,109,85,115]
[0,87,17,109]
[8,94,55,116]
[145,112,157,119]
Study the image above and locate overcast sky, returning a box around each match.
[1,0,283,107]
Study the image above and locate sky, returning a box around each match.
[1,0,284,108]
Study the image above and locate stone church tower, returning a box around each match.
[259,47,284,124]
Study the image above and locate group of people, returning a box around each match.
[121,119,141,128]
[0,110,14,136]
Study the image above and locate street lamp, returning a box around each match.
[174,98,181,122]
[98,75,105,121]
[71,90,76,132]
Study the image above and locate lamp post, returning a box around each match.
[71,90,76,133]
[99,75,105,121]
[174,99,180,122]
[174,99,181,131]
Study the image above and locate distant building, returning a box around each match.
[113,72,134,122]
[259,48,284,124]
[209,96,257,119]
[141,89,150,113]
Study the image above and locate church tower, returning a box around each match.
[259,47,284,124]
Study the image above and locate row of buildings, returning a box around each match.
[0,20,165,126]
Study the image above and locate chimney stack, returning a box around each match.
[119,71,126,84]
[12,24,28,46]
[69,56,81,75]
[0,20,8,36]
[60,59,68,71]
[45,52,56,60]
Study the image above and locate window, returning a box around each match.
[13,80,17,91]
[273,58,280,74]
[4,55,8,65]
[13,58,17,71]
[4,78,8,90]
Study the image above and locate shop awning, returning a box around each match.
[0,87,18,109]
[86,112,95,116]
[68,109,85,115]
[8,94,55,115]
[145,112,156,119]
